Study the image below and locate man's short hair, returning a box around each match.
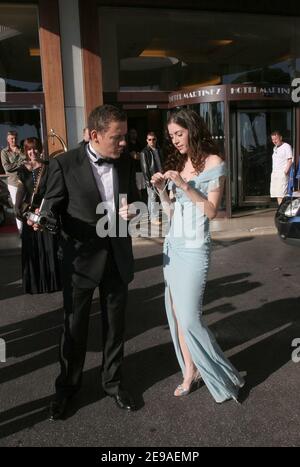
[88,105,127,133]
[7,130,17,137]
[147,131,157,138]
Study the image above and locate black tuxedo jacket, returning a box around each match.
[43,144,140,288]
[140,146,163,187]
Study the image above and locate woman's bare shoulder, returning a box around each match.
[204,154,223,171]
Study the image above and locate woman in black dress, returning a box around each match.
[15,137,61,294]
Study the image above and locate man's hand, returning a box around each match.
[119,197,136,221]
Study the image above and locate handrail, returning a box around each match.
[48,128,68,155]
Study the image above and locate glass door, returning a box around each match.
[237,109,292,206]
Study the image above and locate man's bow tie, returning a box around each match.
[94,157,116,166]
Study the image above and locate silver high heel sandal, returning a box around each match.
[174,372,201,397]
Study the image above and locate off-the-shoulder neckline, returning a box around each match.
[180,161,225,183]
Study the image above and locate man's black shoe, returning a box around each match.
[108,389,136,411]
[49,397,69,421]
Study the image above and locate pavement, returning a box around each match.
[210,208,277,239]
[1,208,300,447]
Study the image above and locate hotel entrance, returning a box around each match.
[169,84,296,215]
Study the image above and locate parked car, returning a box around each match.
[275,195,300,246]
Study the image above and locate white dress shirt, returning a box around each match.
[86,143,118,227]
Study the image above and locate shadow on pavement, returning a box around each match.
[134,254,163,273]
[204,272,262,310]
[212,236,255,249]
[1,299,299,439]
[0,395,52,440]
[1,248,299,440]
[0,254,23,300]
[0,342,178,439]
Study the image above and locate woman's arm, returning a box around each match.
[151,172,174,219]
[164,168,225,220]
[183,177,225,220]
[1,150,25,173]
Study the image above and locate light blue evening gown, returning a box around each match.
[163,162,244,403]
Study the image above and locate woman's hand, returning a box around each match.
[163,171,187,190]
[151,172,166,191]
[27,208,43,231]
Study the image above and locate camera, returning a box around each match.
[26,210,59,234]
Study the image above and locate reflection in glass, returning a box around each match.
[0,5,42,93]
[240,112,269,197]
[190,102,225,154]
[99,7,300,92]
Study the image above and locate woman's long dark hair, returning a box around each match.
[163,108,221,174]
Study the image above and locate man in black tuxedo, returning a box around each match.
[34,105,140,419]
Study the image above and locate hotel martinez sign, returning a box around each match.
[169,84,293,107]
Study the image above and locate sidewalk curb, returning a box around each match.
[211,226,277,240]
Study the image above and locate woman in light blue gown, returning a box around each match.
[151,108,244,403]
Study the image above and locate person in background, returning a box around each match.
[140,131,163,225]
[128,128,147,202]
[79,127,90,146]
[15,137,61,294]
[1,130,25,232]
[270,130,293,205]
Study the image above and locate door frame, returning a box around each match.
[236,107,293,206]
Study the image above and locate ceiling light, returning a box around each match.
[210,40,233,46]
[29,48,40,57]
[140,49,169,57]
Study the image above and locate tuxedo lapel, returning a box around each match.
[73,145,102,205]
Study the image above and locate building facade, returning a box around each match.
[1,0,300,215]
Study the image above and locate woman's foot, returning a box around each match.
[174,370,201,397]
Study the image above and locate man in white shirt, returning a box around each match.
[270,130,293,205]
[1,130,25,232]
